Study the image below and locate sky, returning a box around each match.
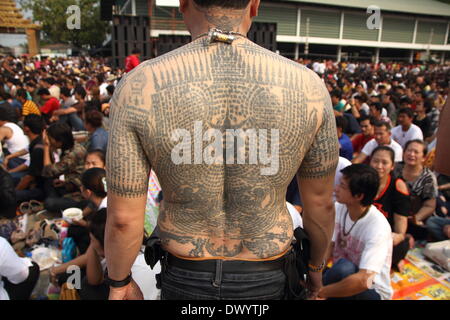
[0,2,33,48]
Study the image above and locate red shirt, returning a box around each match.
[40,97,60,115]
[352,133,374,154]
[125,55,140,73]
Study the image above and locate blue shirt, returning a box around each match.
[339,133,353,161]
[88,127,108,153]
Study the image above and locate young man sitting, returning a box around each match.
[318,164,393,300]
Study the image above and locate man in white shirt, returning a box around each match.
[353,121,403,163]
[318,164,393,300]
[0,237,40,300]
[0,108,30,184]
[391,107,423,149]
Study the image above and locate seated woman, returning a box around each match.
[42,122,87,214]
[370,146,411,271]
[394,140,439,240]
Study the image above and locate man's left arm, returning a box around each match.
[319,269,376,298]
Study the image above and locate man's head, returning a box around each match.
[25,81,36,93]
[369,102,383,119]
[330,89,342,106]
[397,108,414,129]
[84,110,103,132]
[353,95,365,107]
[42,77,55,88]
[46,122,74,151]
[60,87,71,100]
[23,114,45,137]
[0,106,12,126]
[15,88,28,103]
[335,116,347,138]
[131,48,141,57]
[179,0,260,35]
[399,96,412,109]
[37,88,51,100]
[74,86,87,101]
[359,115,375,137]
[374,121,391,146]
[378,85,387,95]
[335,164,379,207]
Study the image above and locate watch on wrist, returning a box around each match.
[104,270,132,288]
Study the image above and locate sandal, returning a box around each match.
[29,200,44,214]
[19,202,32,215]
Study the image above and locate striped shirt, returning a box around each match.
[22,99,41,116]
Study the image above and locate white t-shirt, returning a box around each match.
[361,138,403,162]
[3,122,30,164]
[99,82,109,98]
[391,124,424,149]
[98,197,107,210]
[287,201,303,229]
[332,203,393,300]
[0,237,33,300]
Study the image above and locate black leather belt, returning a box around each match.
[167,252,289,273]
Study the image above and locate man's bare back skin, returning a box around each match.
[107,36,338,260]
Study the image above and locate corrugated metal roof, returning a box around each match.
[283,0,450,17]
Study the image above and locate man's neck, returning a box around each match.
[91,196,103,208]
[347,203,369,222]
[401,124,411,131]
[189,5,248,40]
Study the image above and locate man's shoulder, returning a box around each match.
[364,138,376,148]
[390,139,402,149]
[365,206,392,235]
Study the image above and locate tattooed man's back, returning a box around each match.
[108,37,337,260]
[105,0,338,300]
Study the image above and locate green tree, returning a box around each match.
[19,0,110,48]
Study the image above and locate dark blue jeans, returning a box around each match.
[426,216,450,241]
[160,259,287,300]
[58,111,85,131]
[323,258,381,300]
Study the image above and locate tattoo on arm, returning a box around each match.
[298,74,339,179]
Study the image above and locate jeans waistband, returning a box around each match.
[166,251,290,274]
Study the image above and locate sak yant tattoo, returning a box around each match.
[107,36,339,259]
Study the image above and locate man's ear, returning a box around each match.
[179,0,188,14]
[250,0,260,18]
[354,193,364,203]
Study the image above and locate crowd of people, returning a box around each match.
[0,51,449,300]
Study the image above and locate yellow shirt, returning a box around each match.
[22,100,41,116]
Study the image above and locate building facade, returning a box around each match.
[113,0,450,62]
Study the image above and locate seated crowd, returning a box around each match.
[0,55,449,300]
